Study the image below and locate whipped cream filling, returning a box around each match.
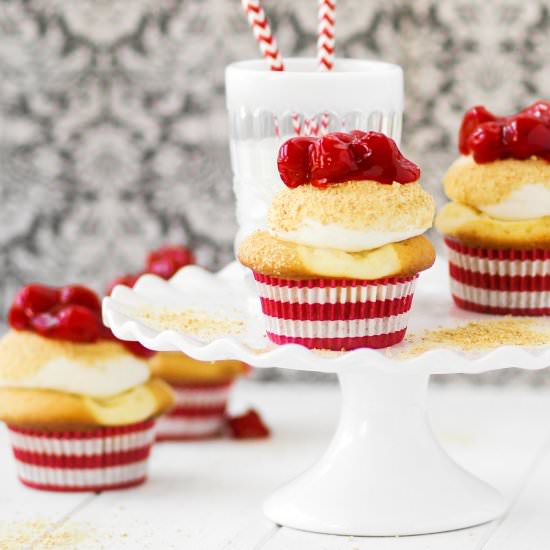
[0,357,150,399]
[270,219,429,252]
[479,183,550,220]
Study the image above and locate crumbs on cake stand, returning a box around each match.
[391,318,550,358]
[137,307,245,341]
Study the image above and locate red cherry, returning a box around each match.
[145,246,195,280]
[60,285,101,313]
[8,306,29,330]
[468,122,504,163]
[34,305,101,342]
[309,133,357,186]
[106,272,143,296]
[12,285,60,317]
[505,116,550,160]
[355,131,420,184]
[459,106,497,155]
[227,409,270,439]
[521,100,550,123]
[30,311,59,335]
[277,137,316,188]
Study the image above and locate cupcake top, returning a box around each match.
[0,331,149,399]
[270,131,435,252]
[0,284,174,427]
[239,131,436,279]
[443,101,550,221]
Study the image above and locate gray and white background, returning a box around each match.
[1,0,549,383]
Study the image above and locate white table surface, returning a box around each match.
[1,379,550,549]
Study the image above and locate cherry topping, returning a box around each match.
[227,409,270,439]
[8,284,103,343]
[277,137,317,188]
[277,130,420,188]
[8,283,154,359]
[31,305,101,342]
[145,245,195,279]
[458,100,550,163]
[458,106,496,154]
[60,285,101,313]
[106,272,143,296]
[11,285,60,322]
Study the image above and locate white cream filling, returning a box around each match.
[479,183,550,220]
[270,219,429,252]
[0,357,150,399]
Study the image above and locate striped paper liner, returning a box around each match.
[155,381,233,442]
[253,273,418,350]
[445,238,550,315]
[7,420,155,492]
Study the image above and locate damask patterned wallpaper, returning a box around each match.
[1,1,549,382]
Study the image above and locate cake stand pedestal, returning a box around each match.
[103,260,550,536]
[263,365,502,535]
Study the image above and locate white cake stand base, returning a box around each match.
[264,365,505,536]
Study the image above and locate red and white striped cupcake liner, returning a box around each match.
[155,381,233,441]
[253,272,418,350]
[444,238,550,315]
[7,420,156,492]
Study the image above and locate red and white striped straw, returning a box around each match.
[318,0,336,134]
[318,0,336,71]
[241,0,284,71]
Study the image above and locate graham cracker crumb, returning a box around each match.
[269,180,434,233]
[444,156,550,207]
[400,318,550,357]
[0,331,133,382]
[139,307,245,340]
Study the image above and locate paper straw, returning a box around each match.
[241,0,284,71]
[318,0,335,135]
[318,0,336,71]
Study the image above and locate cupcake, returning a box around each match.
[107,244,249,441]
[149,354,249,441]
[435,101,550,315]
[238,131,436,351]
[0,284,174,492]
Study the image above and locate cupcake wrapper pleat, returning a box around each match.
[155,382,232,442]
[253,273,418,350]
[7,420,155,492]
[445,238,550,315]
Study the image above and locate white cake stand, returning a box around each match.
[103,260,550,537]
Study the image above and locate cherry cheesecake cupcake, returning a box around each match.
[108,245,249,441]
[149,354,249,441]
[0,284,174,492]
[238,131,436,351]
[435,100,550,315]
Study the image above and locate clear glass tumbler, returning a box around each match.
[225,58,403,248]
